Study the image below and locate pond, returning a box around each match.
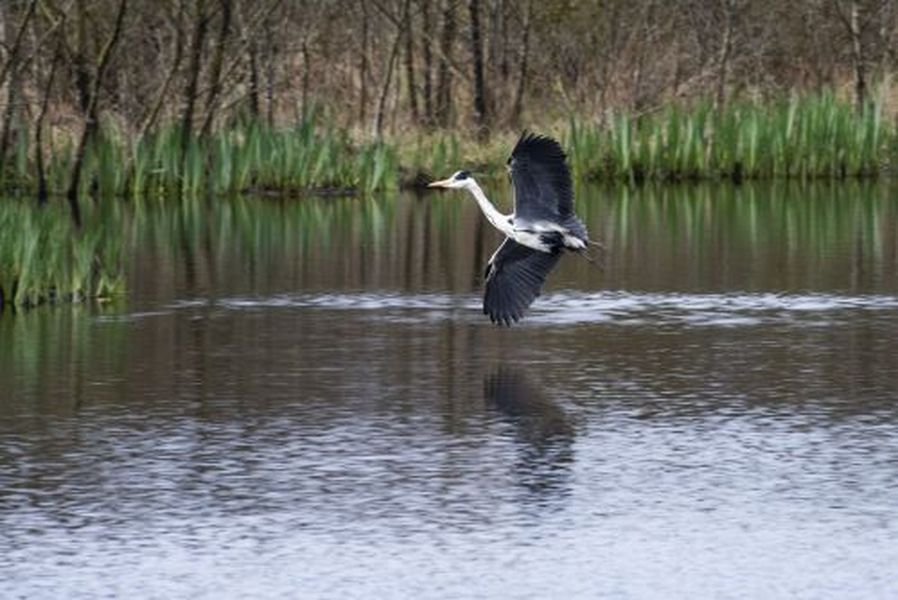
[2,182,898,598]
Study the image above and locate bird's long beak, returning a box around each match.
[428,178,452,188]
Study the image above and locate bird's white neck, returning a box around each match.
[466,181,513,236]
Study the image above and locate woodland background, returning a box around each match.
[1,0,896,146]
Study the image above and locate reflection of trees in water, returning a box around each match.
[483,366,574,506]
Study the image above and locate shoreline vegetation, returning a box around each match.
[1,91,896,311]
[1,88,896,312]
[0,92,894,203]
[3,0,898,205]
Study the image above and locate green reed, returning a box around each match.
[10,118,400,201]
[2,91,895,205]
[121,121,398,199]
[565,92,891,182]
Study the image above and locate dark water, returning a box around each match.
[2,183,898,598]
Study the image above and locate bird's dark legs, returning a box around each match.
[579,240,606,271]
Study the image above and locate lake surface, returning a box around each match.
[2,182,898,598]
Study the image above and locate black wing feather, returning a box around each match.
[483,238,562,325]
[507,131,574,221]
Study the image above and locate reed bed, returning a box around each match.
[566,93,891,183]
[103,121,400,199]
[1,119,400,200]
[2,92,893,202]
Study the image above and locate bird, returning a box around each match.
[428,131,592,325]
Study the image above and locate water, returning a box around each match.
[2,183,898,598]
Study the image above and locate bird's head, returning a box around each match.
[428,170,474,190]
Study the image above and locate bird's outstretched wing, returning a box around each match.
[507,131,574,222]
[483,238,562,325]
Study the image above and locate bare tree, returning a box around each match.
[66,0,128,225]
[833,0,868,110]
[436,0,457,127]
[468,0,488,136]
[0,0,38,86]
[200,0,233,136]
[716,0,736,111]
[0,0,39,179]
[35,19,66,204]
[420,0,434,125]
[138,0,187,139]
[373,0,411,139]
[180,0,209,161]
[403,0,419,123]
[511,0,532,125]
[359,0,370,122]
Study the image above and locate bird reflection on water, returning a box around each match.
[483,367,575,506]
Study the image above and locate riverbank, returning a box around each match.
[0,92,894,203]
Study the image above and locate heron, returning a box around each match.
[428,131,594,326]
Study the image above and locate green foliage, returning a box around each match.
[4,92,892,202]
[7,119,402,200]
[565,92,891,182]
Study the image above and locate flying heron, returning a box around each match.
[428,132,594,326]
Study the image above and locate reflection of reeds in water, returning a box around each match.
[591,181,898,292]
[3,178,896,310]
[0,202,124,309]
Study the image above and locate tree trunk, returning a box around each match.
[878,0,895,75]
[850,0,866,110]
[248,37,260,119]
[138,0,186,138]
[359,0,369,123]
[36,27,65,205]
[498,0,509,81]
[73,0,91,113]
[180,0,208,162]
[632,0,656,112]
[404,0,419,123]
[0,60,21,183]
[420,0,434,126]
[0,0,38,180]
[265,38,276,126]
[468,0,488,136]
[715,0,734,112]
[66,0,128,226]
[511,0,532,125]
[301,39,311,120]
[0,0,37,92]
[436,0,456,127]
[373,0,410,140]
[201,0,233,136]
[831,0,867,112]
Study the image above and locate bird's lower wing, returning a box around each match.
[483,238,562,325]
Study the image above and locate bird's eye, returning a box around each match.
[456,171,470,180]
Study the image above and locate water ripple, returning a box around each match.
[184,290,898,327]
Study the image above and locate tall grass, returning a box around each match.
[115,121,399,199]
[566,92,891,182]
[7,118,400,201]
